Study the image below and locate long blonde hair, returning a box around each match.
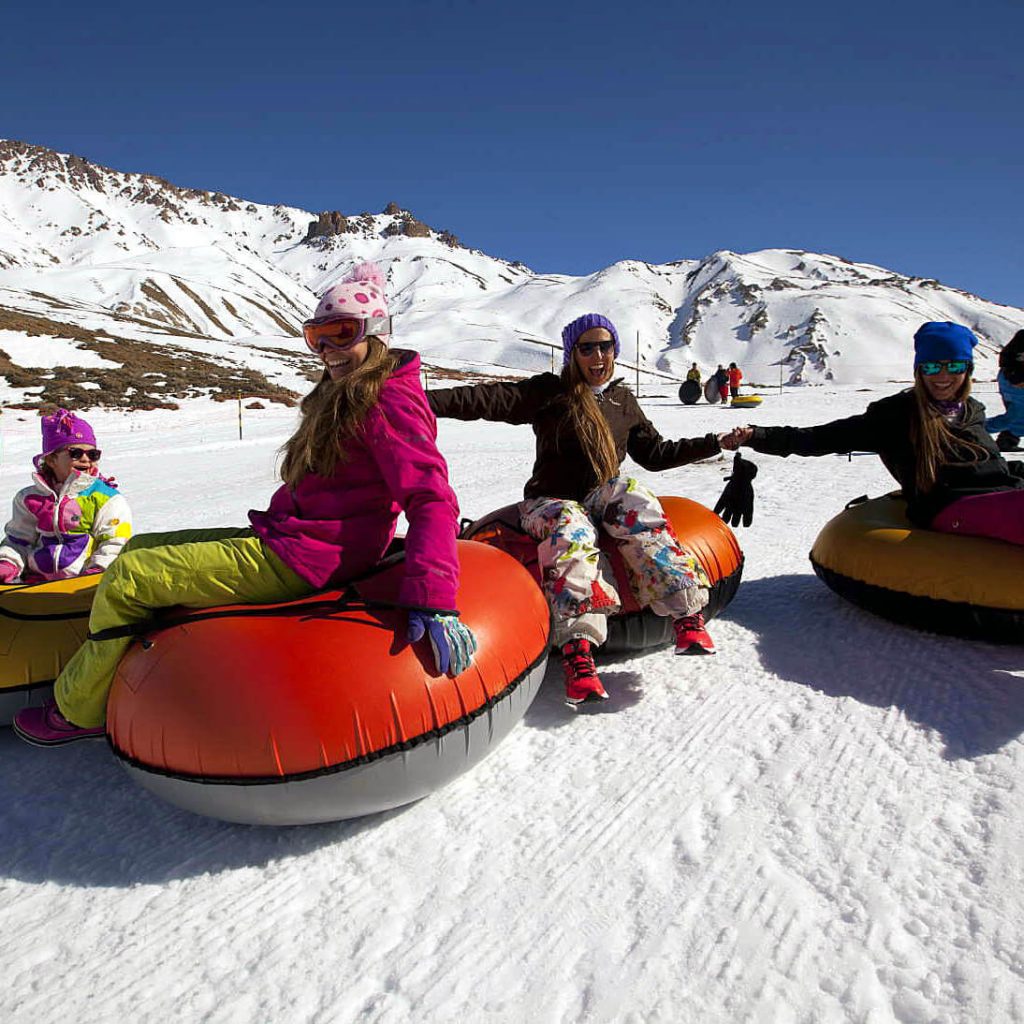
[910,368,988,493]
[280,338,399,487]
[558,359,619,485]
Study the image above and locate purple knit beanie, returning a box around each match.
[34,408,97,470]
[561,313,620,365]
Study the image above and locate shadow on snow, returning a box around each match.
[727,573,1024,760]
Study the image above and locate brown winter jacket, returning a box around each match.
[427,373,722,502]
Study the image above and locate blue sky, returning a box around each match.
[4,0,1023,307]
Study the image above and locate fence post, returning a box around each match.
[237,394,243,440]
[635,331,641,400]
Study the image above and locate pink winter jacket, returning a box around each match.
[249,351,461,611]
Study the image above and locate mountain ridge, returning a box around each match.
[1,140,1021,410]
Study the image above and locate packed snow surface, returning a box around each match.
[0,380,1021,1023]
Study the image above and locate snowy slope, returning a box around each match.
[1,140,1023,412]
[0,386,1021,1023]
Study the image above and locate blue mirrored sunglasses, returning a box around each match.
[919,360,970,376]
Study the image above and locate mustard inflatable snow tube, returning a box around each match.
[0,575,99,724]
[810,495,1024,643]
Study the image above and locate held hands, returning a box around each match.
[407,610,478,676]
[718,426,754,451]
[714,452,758,528]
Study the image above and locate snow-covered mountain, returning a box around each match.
[1,139,1021,410]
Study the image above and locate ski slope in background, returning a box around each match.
[0,381,1021,1023]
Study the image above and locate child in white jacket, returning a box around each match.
[0,409,132,584]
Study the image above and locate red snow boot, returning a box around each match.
[561,638,608,706]
[673,612,716,655]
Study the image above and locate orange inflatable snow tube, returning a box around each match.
[106,540,550,826]
[462,495,743,654]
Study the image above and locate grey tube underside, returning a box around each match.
[118,657,547,826]
[0,684,53,726]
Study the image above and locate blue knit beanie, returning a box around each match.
[561,313,620,365]
[913,322,978,366]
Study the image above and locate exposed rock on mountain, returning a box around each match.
[0,140,1021,409]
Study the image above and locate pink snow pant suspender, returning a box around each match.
[930,489,1024,547]
[520,476,710,648]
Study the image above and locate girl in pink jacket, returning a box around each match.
[14,263,476,746]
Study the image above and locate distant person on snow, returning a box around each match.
[985,328,1024,452]
[13,263,475,746]
[715,365,729,403]
[427,313,746,707]
[723,322,1024,547]
[686,362,702,383]
[0,408,131,584]
[727,363,743,398]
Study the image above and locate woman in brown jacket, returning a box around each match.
[428,313,744,706]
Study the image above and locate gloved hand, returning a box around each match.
[714,452,758,528]
[407,610,478,676]
[0,561,20,584]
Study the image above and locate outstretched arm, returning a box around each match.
[627,399,722,469]
[426,374,554,425]
[736,409,881,458]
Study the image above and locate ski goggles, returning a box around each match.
[575,339,616,357]
[918,360,970,376]
[302,315,393,354]
[65,447,102,461]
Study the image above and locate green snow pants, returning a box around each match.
[55,528,313,728]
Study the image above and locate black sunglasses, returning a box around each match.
[575,340,616,357]
[65,447,102,461]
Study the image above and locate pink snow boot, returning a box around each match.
[13,699,105,746]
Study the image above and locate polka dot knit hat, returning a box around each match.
[313,262,392,342]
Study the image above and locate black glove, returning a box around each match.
[714,452,758,528]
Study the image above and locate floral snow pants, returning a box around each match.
[520,476,709,647]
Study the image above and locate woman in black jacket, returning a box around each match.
[732,322,1024,546]
[428,313,744,705]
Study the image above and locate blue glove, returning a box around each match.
[406,611,478,676]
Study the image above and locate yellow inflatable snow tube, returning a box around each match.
[810,495,1024,643]
[730,394,763,408]
[0,575,99,724]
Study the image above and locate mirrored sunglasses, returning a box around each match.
[919,360,970,376]
[65,447,102,461]
[302,315,392,354]
[575,340,616,357]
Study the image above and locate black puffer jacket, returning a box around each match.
[748,389,1024,525]
[427,373,721,502]
[999,330,1024,386]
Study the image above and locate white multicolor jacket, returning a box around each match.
[0,469,133,581]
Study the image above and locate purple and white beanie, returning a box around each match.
[34,408,97,470]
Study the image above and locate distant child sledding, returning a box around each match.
[427,312,746,707]
[0,408,132,584]
[13,263,476,746]
[732,321,1024,547]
